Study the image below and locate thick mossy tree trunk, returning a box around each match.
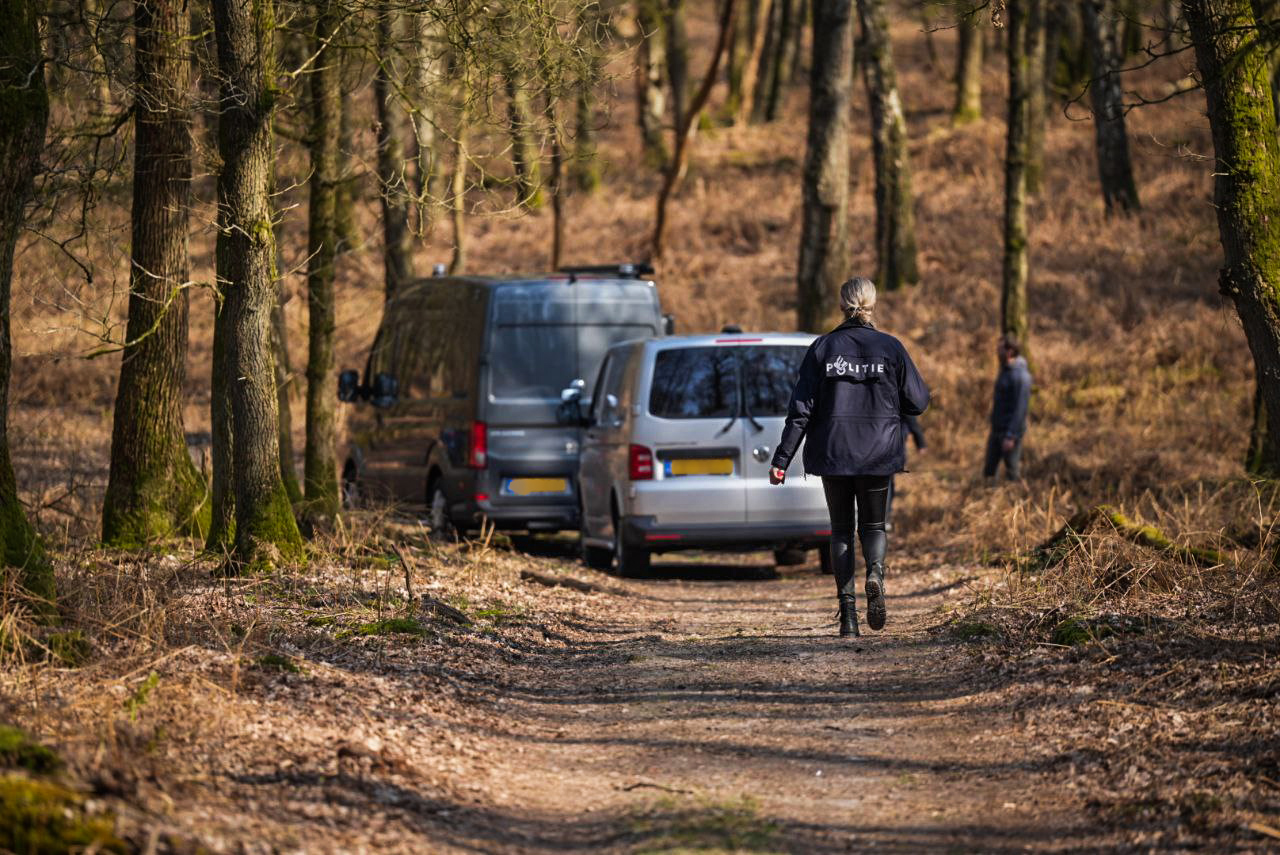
[211,0,304,567]
[1184,0,1280,475]
[0,0,54,604]
[303,0,341,518]
[952,4,984,124]
[796,0,853,331]
[636,0,669,168]
[1002,0,1035,352]
[103,0,209,548]
[1025,0,1048,194]
[1082,0,1140,213]
[374,7,415,301]
[856,0,919,291]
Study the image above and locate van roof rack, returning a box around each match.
[557,262,655,279]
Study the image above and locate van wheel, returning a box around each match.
[773,547,807,567]
[582,540,613,571]
[427,481,456,542]
[819,547,833,574]
[613,515,651,578]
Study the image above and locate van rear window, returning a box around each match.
[742,346,808,417]
[648,345,808,419]
[490,325,578,400]
[649,348,739,419]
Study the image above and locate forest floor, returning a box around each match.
[4,510,1278,853]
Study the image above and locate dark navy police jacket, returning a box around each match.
[772,318,930,477]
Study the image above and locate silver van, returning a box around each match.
[339,266,667,535]
[565,331,831,575]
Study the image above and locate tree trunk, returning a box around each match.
[665,0,690,131]
[737,0,775,124]
[796,0,853,331]
[651,0,738,260]
[548,115,565,269]
[857,0,919,291]
[790,0,809,81]
[270,273,301,504]
[210,0,304,567]
[952,4,984,123]
[304,0,341,518]
[374,8,415,303]
[103,0,208,548]
[411,11,441,230]
[450,122,469,275]
[1183,0,1280,474]
[572,85,601,194]
[0,0,54,604]
[207,294,234,550]
[505,68,543,209]
[1026,0,1049,194]
[637,0,669,168]
[751,0,780,119]
[763,0,794,121]
[1082,0,1140,213]
[1002,0,1036,353]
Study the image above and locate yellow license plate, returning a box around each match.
[667,458,734,476]
[503,477,569,496]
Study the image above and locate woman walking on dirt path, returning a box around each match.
[769,278,930,637]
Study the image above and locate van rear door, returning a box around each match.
[637,345,747,527]
[738,343,830,527]
[482,282,660,515]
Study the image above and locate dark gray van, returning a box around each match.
[339,267,665,535]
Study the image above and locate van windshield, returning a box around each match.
[648,345,808,419]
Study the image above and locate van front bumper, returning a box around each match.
[621,516,830,552]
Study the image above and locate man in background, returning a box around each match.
[984,336,1032,483]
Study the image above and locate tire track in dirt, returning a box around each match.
[427,554,1101,853]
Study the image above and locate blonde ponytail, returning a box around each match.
[839,277,876,324]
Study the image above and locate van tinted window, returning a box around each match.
[742,346,808,416]
[649,348,739,419]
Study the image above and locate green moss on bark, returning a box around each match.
[0,496,54,608]
[233,483,305,572]
[0,776,126,854]
[102,459,210,549]
[0,727,61,775]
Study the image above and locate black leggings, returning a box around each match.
[821,475,891,598]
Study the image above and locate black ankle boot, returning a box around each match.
[865,563,886,631]
[838,594,860,637]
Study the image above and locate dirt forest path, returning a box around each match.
[421,551,1098,854]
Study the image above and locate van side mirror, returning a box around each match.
[663,313,676,335]
[370,372,399,408]
[557,383,586,426]
[338,369,361,402]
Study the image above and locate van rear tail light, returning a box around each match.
[629,444,654,481]
[468,421,488,469]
